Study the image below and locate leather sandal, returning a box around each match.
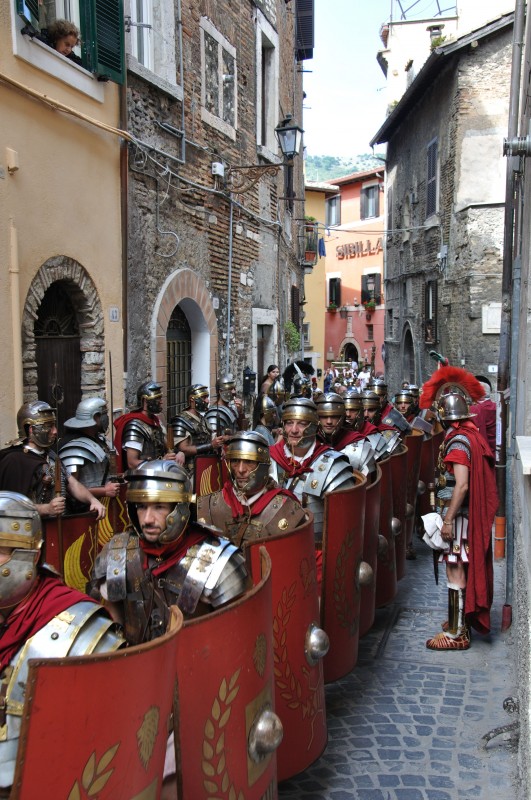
[426,631,470,650]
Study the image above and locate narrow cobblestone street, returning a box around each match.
[279,539,518,799]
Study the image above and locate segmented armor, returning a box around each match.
[171,410,211,448]
[197,489,307,546]
[121,418,166,462]
[436,431,471,564]
[89,529,249,640]
[205,404,239,435]
[58,435,109,488]
[0,600,124,789]
[270,449,355,538]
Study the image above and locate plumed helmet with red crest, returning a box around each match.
[420,366,485,422]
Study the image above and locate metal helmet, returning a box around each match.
[343,389,363,411]
[187,384,209,413]
[224,431,271,496]
[269,378,286,404]
[0,491,43,610]
[367,379,388,407]
[394,388,414,406]
[64,397,108,432]
[408,384,420,399]
[126,460,192,544]
[343,388,363,429]
[217,375,237,404]
[436,390,475,422]
[258,395,280,428]
[17,401,57,448]
[315,392,345,442]
[204,405,238,435]
[281,397,319,451]
[361,390,382,424]
[291,374,312,399]
[136,381,163,414]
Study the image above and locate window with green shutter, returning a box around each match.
[15,0,125,84]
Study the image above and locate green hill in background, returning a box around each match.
[304,153,382,183]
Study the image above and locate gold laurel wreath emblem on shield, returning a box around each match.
[137,706,160,769]
[202,669,244,800]
[67,743,120,799]
[272,582,324,736]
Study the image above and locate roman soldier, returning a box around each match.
[0,491,124,792]
[197,431,307,546]
[58,397,121,510]
[0,401,105,520]
[269,397,355,541]
[113,380,176,472]
[420,367,498,651]
[315,392,375,474]
[89,460,249,643]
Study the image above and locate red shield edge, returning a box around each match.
[360,465,382,637]
[321,473,367,683]
[246,517,327,783]
[194,454,227,496]
[404,430,424,550]
[375,455,397,608]
[390,445,408,581]
[12,607,183,800]
[176,548,280,799]
[418,435,436,516]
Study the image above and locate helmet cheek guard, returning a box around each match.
[223,432,271,496]
[126,460,192,545]
[0,491,43,609]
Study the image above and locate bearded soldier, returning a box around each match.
[0,402,105,520]
[58,397,121,509]
[113,380,180,472]
[344,389,376,435]
[213,375,243,430]
[89,460,249,643]
[269,397,355,542]
[420,367,498,651]
[0,492,124,793]
[171,384,227,470]
[197,431,307,546]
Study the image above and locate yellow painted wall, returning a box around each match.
[0,4,124,441]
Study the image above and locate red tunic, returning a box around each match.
[443,421,498,634]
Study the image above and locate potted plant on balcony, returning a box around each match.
[327,302,338,313]
[363,299,376,319]
[304,216,319,264]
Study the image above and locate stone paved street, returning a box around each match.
[279,539,518,799]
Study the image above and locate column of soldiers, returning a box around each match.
[0,366,491,792]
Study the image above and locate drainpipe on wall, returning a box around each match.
[119,78,129,399]
[498,0,526,630]
[9,218,23,410]
[225,195,234,376]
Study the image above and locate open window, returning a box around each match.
[16,0,125,84]
[200,17,237,139]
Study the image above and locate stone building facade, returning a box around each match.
[124,0,309,416]
[371,13,512,389]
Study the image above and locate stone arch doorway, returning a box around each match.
[35,282,81,424]
[22,257,106,414]
[343,342,359,365]
[153,268,218,413]
[402,326,416,384]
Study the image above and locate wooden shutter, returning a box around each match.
[16,0,40,29]
[296,0,314,61]
[291,285,300,328]
[426,139,438,217]
[82,0,125,84]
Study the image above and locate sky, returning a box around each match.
[302,0,393,158]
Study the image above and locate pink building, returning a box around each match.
[322,168,385,374]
